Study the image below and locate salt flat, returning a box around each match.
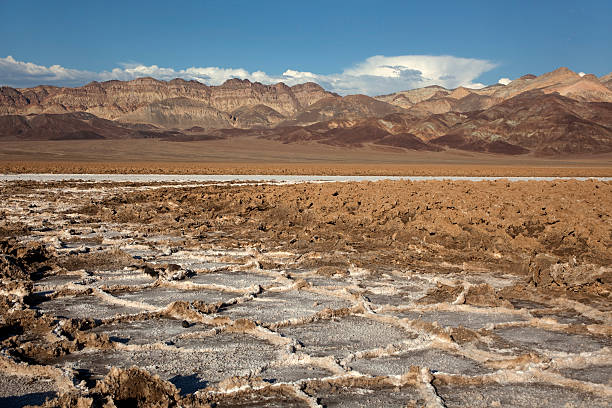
[0,179,610,407]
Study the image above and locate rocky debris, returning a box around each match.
[1,239,52,305]
[92,367,182,407]
[315,266,349,277]
[141,265,159,278]
[161,264,193,281]
[529,254,612,294]
[38,367,183,408]
[56,249,134,272]
[463,284,513,308]
[139,264,193,281]
[1,239,51,279]
[417,284,463,304]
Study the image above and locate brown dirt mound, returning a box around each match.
[529,254,612,294]
[39,367,184,408]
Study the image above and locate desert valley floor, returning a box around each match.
[0,175,610,407]
[2,3,612,406]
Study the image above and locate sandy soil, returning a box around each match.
[0,179,610,407]
[1,138,612,176]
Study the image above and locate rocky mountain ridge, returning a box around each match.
[1,67,611,155]
[0,78,338,128]
[375,68,612,116]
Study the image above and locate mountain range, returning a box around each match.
[1,67,611,155]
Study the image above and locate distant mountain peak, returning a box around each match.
[1,67,611,156]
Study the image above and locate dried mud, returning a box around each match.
[0,179,610,407]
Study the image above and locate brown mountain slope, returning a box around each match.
[120,97,234,129]
[262,116,441,151]
[260,90,612,154]
[0,87,31,111]
[387,112,467,141]
[3,89,609,155]
[452,93,498,112]
[0,112,131,140]
[600,72,612,90]
[375,86,449,108]
[377,67,612,116]
[230,104,286,128]
[282,94,405,126]
[474,68,612,103]
[396,92,498,117]
[0,112,187,140]
[431,91,612,155]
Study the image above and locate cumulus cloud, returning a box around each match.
[335,55,495,93]
[578,72,585,77]
[498,77,512,85]
[0,56,99,87]
[0,54,497,95]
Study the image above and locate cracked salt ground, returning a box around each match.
[141,234,186,243]
[189,270,277,288]
[88,270,156,288]
[53,331,280,388]
[435,383,611,408]
[34,267,157,292]
[559,365,612,385]
[1,180,612,407]
[530,308,603,325]
[299,275,349,289]
[36,294,146,319]
[258,365,334,383]
[219,290,353,323]
[120,244,160,259]
[208,393,309,408]
[348,348,492,376]
[277,316,417,359]
[152,256,233,273]
[363,284,433,306]
[88,318,206,345]
[113,286,239,308]
[510,299,552,310]
[33,273,84,292]
[0,374,58,408]
[314,385,425,408]
[397,309,528,329]
[493,326,611,353]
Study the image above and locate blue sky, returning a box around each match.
[1,0,611,94]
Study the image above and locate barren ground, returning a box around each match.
[0,178,610,407]
[1,138,612,176]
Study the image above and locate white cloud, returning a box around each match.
[0,55,99,87]
[276,55,495,95]
[0,54,497,95]
[498,77,512,85]
[338,55,495,93]
[578,72,585,77]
